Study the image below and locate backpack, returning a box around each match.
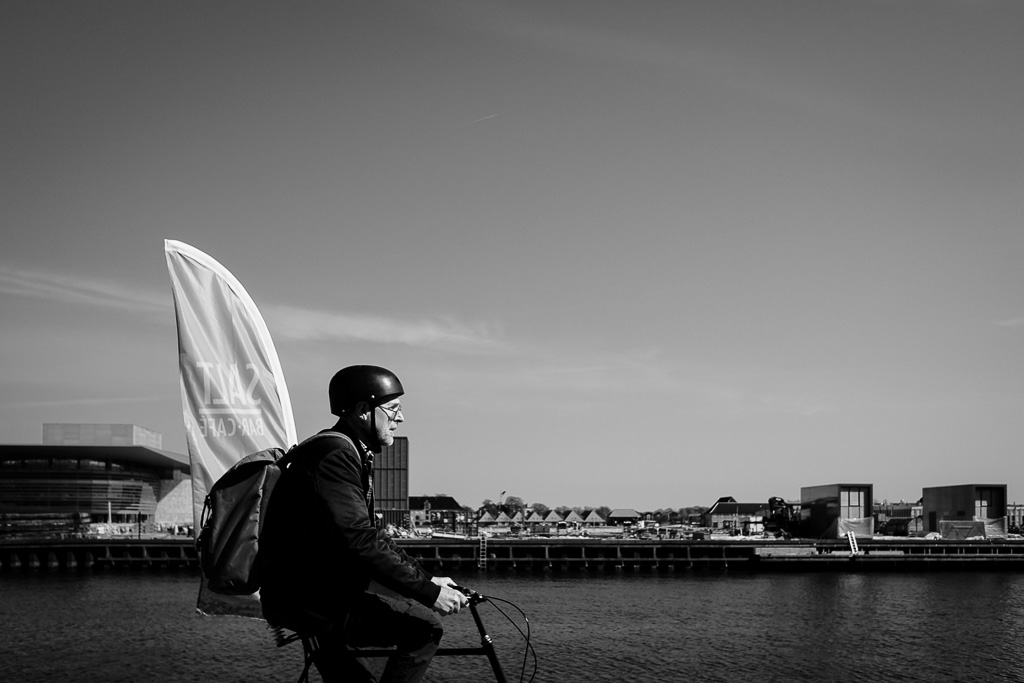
[196,431,351,595]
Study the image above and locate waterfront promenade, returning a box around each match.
[5,535,1024,573]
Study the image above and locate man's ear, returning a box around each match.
[353,400,371,418]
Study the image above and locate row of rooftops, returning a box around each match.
[409,497,642,525]
[476,508,642,525]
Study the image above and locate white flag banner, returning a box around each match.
[164,239,296,616]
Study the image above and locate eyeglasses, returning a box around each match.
[378,403,403,422]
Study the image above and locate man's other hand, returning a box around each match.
[432,584,468,616]
[431,576,457,588]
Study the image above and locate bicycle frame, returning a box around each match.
[280,593,507,683]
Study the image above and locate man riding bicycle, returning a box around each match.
[259,365,468,682]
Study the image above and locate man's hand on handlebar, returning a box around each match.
[432,583,469,616]
[431,576,457,589]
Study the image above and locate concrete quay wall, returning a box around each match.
[5,536,1024,574]
[400,537,1024,573]
[0,538,197,572]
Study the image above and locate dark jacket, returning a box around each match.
[258,427,439,625]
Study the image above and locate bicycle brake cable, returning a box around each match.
[477,594,538,683]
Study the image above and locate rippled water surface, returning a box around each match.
[6,570,1024,682]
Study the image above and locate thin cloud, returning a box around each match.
[0,266,168,317]
[708,386,831,418]
[994,316,1024,328]
[0,396,167,409]
[0,265,504,353]
[466,114,498,125]
[424,345,833,419]
[266,304,504,353]
[459,4,926,137]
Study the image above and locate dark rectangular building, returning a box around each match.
[922,484,1007,534]
[374,436,410,528]
[800,483,874,538]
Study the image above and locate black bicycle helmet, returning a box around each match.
[329,365,404,416]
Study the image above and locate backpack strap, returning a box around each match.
[277,430,357,469]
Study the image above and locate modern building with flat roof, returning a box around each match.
[922,484,1007,536]
[0,424,191,535]
[800,483,874,538]
[2,425,414,536]
[374,436,411,528]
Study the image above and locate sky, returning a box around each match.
[2,1,1022,512]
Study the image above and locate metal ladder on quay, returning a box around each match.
[477,534,488,569]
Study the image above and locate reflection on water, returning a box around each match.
[5,570,1024,682]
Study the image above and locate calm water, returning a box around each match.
[5,569,1024,682]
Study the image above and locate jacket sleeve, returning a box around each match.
[313,441,440,608]
[381,531,433,576]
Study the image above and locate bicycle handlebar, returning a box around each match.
[452,584,486,605]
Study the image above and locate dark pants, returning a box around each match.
[314,592,443,683]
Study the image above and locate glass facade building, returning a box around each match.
[0,424,190,534]
[1,424,412,534]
